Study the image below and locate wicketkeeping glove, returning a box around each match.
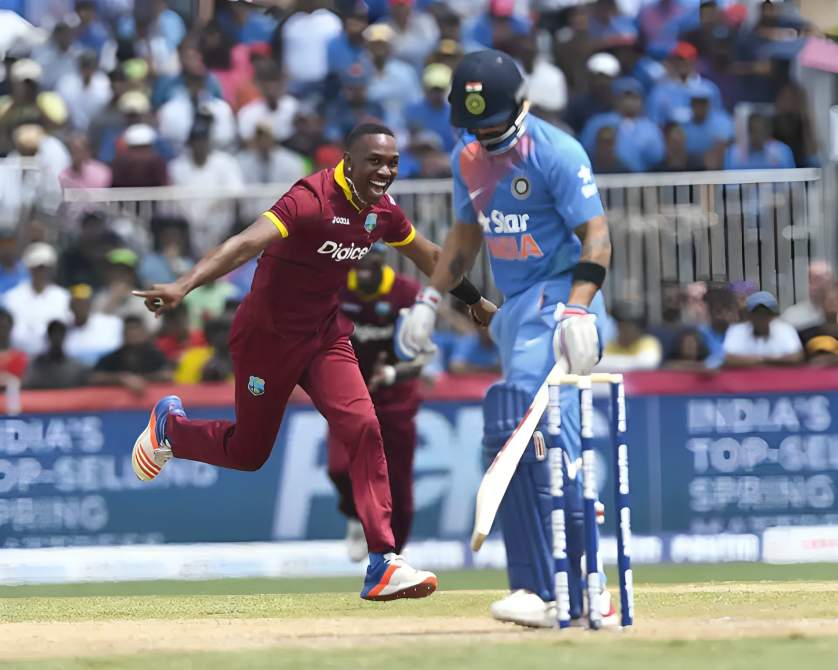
[552,303,600,375]
[394,287,440,361]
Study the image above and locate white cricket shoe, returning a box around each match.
[345,519,368,563]
[360,552,438,601]
[132,395,185,481]
[490,590,557,628]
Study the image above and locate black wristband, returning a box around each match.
[572,261,607,288]
[450,277,482,305]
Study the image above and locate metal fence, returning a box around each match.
[63,168,827,320]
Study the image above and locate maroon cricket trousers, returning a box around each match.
[328,398,418,553]
[166,297,396,553]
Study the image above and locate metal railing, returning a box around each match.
[63,168,827,319]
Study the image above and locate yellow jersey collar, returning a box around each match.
[347,265,396,301]
[334,159,362,212]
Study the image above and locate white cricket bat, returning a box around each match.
[471,358,569,551]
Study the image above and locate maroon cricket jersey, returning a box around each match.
[250,160,415,334]
[340,266,422,408]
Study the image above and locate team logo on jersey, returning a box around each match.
[511,177,530,200]
[364,213,378,233]
[248,376,265,396]
[465,93,486,115]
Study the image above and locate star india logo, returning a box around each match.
[578,165,598,199]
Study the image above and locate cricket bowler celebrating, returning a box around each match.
[396,50,615,626]
[132,123,496,602]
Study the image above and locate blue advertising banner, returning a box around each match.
[2,381,837,548]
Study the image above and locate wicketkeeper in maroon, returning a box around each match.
[132,124,496,601]
[329,245,424,560]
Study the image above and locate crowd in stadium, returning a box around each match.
[0,0,829,389]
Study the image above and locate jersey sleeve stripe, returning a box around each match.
[262,210,289,238]
[386,225,416,248]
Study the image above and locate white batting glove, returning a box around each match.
[394,287,440,361]
[552,303,600,375]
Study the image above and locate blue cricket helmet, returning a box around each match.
[448,49,529,153]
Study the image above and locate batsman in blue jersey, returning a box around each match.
[396,50,615,627]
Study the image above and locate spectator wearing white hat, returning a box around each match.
[563,52,619,135]
[4,124,66,221]
[2,242,71,357]
[110,124,168,187]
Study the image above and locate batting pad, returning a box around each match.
[482,383,555,602]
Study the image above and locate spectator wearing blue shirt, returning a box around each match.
[73,1,110,55]
[324,63,386,143]
[117,0,186,52]
[363,23,422,132]
[404,63,454,153]
[581,78,665,173]
[682,80,733,167]
[218,0,278,44]
[647,41,722,125]
[724,113,795,170]
[449,330,501,375]
[637,0,697,57]
[697,286,740,369]
[464,0,530,52]
[0,232,28,295]
[327,1,370,78]
[587,0,638,49]
[590,124,630,175]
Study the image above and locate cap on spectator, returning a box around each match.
[10,58,42,84]
[612,77,643,96]
[745,290,779,314]
[688,80,715,100]
[123,58,149,81]
[22,242,58,269]
[423,63,452,90]
[489,0,516,17]
[123,123,156,147]
[70,283,93,300]
[587,53,620,78]
[806,335,838,356]
[363,23,394,43]
[13,124,45,152]
[106,248,139,267]
[118,91,151,115]
[670,41,698,61]
[730,279,757,298]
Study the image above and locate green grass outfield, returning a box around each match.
[1,563,837,670]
